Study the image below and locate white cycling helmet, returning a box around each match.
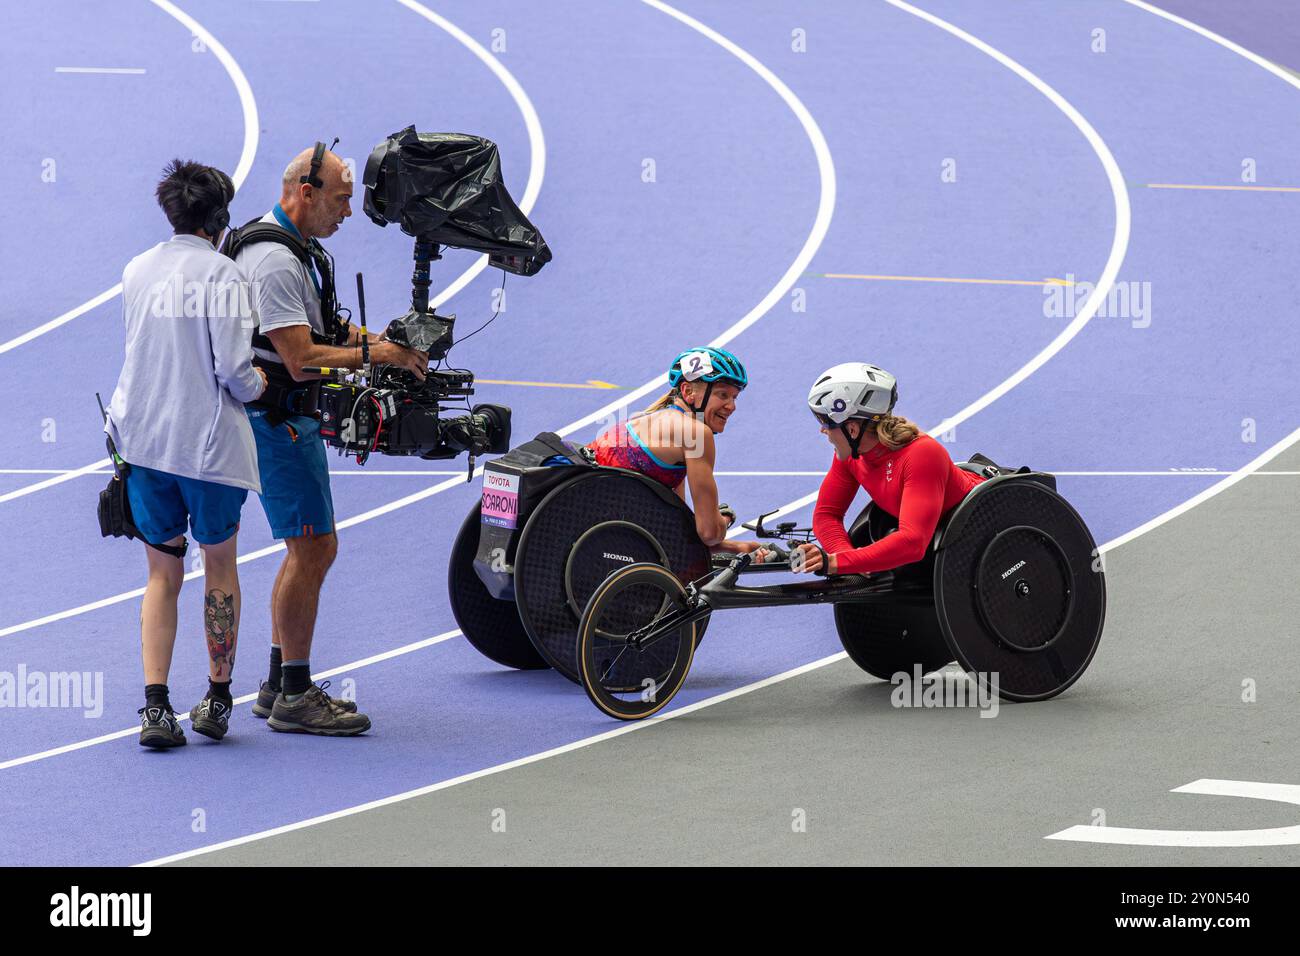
[807,363,899,457]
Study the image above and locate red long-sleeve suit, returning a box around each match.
[812,435,984,574]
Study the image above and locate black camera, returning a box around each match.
[318,377,510,460]
[317,309,511,461]
[313,128,548,466]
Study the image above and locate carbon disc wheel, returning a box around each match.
[447,502,548,671]
[578,563,699,721]
[934,480,1105,702]
[834,601,953,681]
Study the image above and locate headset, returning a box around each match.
[201,167,232,239]
[300,137,341,190]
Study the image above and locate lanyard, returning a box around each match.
[272,204,322,296]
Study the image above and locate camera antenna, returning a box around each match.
[355,272,370,382]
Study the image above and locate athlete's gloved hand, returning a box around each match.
[789,543,830,576]
[718,503,737,528]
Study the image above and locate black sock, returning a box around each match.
[282,661,310,697]
[266,645,282,690]
[145,683,171,711]
[208,678,233,703]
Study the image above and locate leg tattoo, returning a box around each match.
[205,589,237,672]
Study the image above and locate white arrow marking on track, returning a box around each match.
[1046,779,1300,846]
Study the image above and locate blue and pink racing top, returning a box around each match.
[588,409,688,490]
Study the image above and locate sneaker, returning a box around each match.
[267,685,371,736]
[138,706,186,748]
[315,679,358,713]
[253,679,357,718]
[252,681,278,718]
[189,695,232,741]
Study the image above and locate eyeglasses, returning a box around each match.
[812,410,837,429]
[813,411,883,429]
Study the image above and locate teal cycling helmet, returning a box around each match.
[668,347,748,419]
[668,347,748,388]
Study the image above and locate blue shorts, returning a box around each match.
[248,410,335,538]
[125,465,248,546]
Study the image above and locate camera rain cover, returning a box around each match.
[384,311,452,354]
[363,127,551,272]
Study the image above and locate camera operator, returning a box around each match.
[105,159,268,748]
[227,144,426,736]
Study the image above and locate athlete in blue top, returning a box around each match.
[588,347,765,556]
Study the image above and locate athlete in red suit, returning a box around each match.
[792,363,983,576]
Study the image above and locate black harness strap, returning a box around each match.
[221,218,348,425]
[220,219,347,349]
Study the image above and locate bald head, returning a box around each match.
[281,148,349,196]
[279,147,353,240]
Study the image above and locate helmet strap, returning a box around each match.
[679,381,715,420]
[841,420,868,459]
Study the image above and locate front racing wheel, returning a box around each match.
[577,563,702,721]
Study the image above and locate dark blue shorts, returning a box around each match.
[248,410,335,538]
[125,465,248,546]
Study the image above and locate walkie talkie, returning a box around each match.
[95,392,126,478]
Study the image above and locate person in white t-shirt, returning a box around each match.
[105,159,267,748]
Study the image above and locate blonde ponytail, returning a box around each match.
[871,415,921,451]
[641,389,679,414]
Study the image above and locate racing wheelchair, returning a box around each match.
[448,435,1105,720]
[448,433,711,680]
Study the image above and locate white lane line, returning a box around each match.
[395,0,545,309]
[54,67,147,74]
[1098,425,1300,553]
[742,428,1300,556]
[0,286,122,358]
[0,0,834,637]
[884,0,1130,440]
[1123,0,1300,96]
[132,0,1128,865]
[0,458,111,502]
[1055,470,1300,476]
[632,0,837,386]
[0,629,461,772]
[0,0,545,503]
[0,468,459,477]
[136,653,848,867]
[0,1,258,358]
[8,468,1300,478]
